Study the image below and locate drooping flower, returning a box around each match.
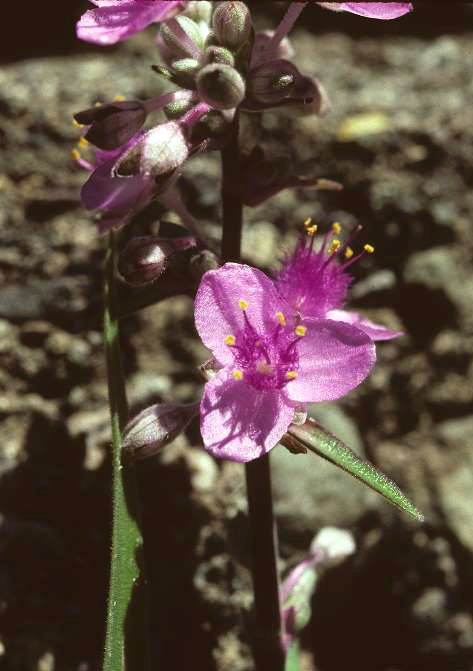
[317,2,413,20]
[195,264,375,462]
[74,103,213,232]
[274,222,402,341]
[76,0,187,45]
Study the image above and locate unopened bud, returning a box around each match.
[171,57,200,74]
[204,45,235,66]
[310,527,355,567]
[183,1,213,24]
[122,402,199,459]
[160,16,204,60]
[118,235,197,286]
[196,63,245,110]
[115,122,189,178]
[74,101,147,150]
[164,99,195,120]
[247,59,301,106]
[212,1,252,50]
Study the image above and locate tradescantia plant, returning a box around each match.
[73,2,419,671]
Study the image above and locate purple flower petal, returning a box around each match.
[77,0,186,45]
[318,2,413,20]
[194,263,290,366]
[327,309,403,341]
[286,319,375,402]
[200,369,295,462]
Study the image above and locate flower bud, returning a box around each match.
[164,99,195,120]
[204,45,235,66]
[247,59,301,106]
[196,63,245,110]
[118,234,197,286]
[159,16,204,60]
[115,122,189,178]
[183,1,213,24]
[171,57,200,74]
[310,527,355,567]
[74,101,147,150]
[212,1,252,50]
[122,402,199,459]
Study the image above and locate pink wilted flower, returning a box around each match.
[76,0,187,45]
[274,222,402,341]
[317,2,413,19]
[195,263,375,462]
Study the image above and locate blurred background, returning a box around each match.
[1,2,473,670]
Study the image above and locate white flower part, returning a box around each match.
[310,526,356,566]
[140,122,189,178]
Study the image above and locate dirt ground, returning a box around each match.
[1,3,473,670]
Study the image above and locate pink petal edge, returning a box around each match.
[200,369,295,462]
[326,309,403,341]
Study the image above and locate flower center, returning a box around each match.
[225,304,303,391]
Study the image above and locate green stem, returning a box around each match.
[103,231,149,671]
[220,114,285,671]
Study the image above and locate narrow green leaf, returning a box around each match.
[103,231,150,671]
[286,418,424,522]
[284,641,301,671]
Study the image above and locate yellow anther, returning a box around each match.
[72,118,84,128]
[239,299,249,310]
[364,244,375,254]
[295,325,307,337]
[286,370,298,380]
[114,95,125,101]
[232,369,243,380]
[78,136,89,148]
[224,335,236,346]
[276,311,286,326]
[94,101,102,107]
[70,149,81,161]
[344,246,354,259]
[303,217,313,230]
[329,239,341,254]
[306,224,318,237]
[332,222,342,235]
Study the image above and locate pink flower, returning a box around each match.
[76,0,187,45]
[317,2,413,20]
[195,264,375,462]
[274,223,402,341]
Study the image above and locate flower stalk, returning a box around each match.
[103,231,149,671]
[220,115,285,671]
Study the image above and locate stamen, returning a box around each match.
[344,246,354,259]
[224,335,236,346]
[94,101,102,107]
[303,217,313,230]
[285,370,298,380]
[276,311,286,326]
[306,225,318,237]
[295,325,307,337]
[329,239,341,254]
[114,95,125,101]
[72,118,84,128]
[332,222,342,235]
[70,148,81,161]
[78,136,89,148]
[364,243,375,254]
[239,299,249,310]
[232,369,243,380]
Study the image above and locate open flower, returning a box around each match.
[274,222,402,341]
[76,0,187,45]
[195,264,375,462]
[317,2,413,20]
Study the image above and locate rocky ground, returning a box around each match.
[1,5,473,671]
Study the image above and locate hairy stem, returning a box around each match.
[220,114,285,671]
[103,231,149,671]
